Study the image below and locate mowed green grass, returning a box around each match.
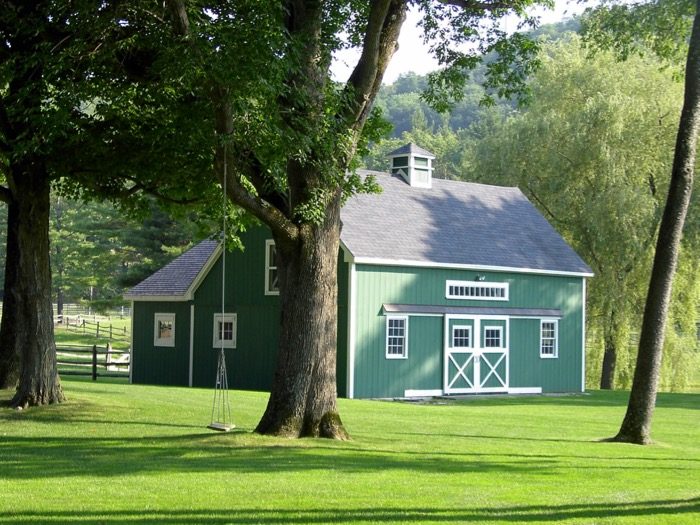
[54,317,131,351]
[0,380,697,524]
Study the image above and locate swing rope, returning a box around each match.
[208,142,234,432]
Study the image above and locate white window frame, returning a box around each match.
[386,315,408,359]
[540,319,559,358]
[153,313,175,347]
[483,326,503,349]
[451,325,473,348]
[445,280,509,301]
[212,313,237,349]
[264,239,279,296]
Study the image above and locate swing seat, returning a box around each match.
[207,422,235,432]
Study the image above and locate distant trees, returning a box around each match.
[470,36,697,393]
[49,198,200,314]
[582,0,700,444]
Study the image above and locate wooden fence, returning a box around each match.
[55,316,130,343]
[56,344,130,381]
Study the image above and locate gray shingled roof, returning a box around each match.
[127,170,591,299]
[340,172,592,275]
[124,239,220,299]
[388,143,435,158]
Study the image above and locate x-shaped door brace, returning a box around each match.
[479,352,506,388]
[448,353,474,389]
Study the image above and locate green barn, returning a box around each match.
[125,144,592,398]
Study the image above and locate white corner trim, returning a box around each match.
[347,263,357,399]
[507,387,542,394]
[129,301,134,384]
[404,389,443,398]
[188,304,195,387]
[581,278,587,393]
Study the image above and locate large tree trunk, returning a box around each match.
[255,198,348,439]
[0,201,21,389]
[8,168,64,408]
[612,1,700,444]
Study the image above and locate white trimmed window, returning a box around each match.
[484,327,503,348]
[446,280,509,301]
[154,313,175,347]
[540,320,558,358]
[265,239,279,295]
[213,313,237,349]
[452,326,472,348]
[386,316,408,359]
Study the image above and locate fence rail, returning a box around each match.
[55,315,130,342]
[56,344,130,381]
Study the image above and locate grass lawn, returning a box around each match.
[0,380,698,524]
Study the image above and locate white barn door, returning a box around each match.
[444,315,509,394]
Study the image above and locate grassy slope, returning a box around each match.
[0,381,698,524]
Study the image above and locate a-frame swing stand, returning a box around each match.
[208,346,234,432]
[208,143,235,432]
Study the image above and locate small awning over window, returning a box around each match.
[382,304,562,318]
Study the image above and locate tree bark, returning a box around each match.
[599,335,616,390]
[612,0,700,444]
[0,201,21,389]
[7,168,64,408]
[255,195,348,439]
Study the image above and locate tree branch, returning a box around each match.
[344,0,407,132]
[165,0,298,241]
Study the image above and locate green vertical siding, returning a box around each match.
[133,226,351,395]
[192,227,279,390]
[131,301,191,386]
[353,265,584,398]
[354,314,443,398]
[336,259,349,397]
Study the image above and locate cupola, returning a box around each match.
[387,143,435,188]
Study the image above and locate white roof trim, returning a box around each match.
[123,295,191,302]
[186,244,222,299]
[350,256,594,278]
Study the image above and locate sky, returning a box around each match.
[331,1,589,84]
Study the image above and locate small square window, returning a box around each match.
[265,240,279,295]
[213,313,237,349]
[452,326,472,348]
[154,313,175,347]
[484,327,502,348]
[386,316,408,359]
[540,320,558,358]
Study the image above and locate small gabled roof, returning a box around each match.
[340,172,592,276]
[387,143,435,158]
[124,239,220,301]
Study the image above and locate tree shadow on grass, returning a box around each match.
[0,431,696,481]
[0,498,698,524]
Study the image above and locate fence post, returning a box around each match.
[92,344,97,381]
[109,324,112,340]
[82,319,85,334]
[96,321,100,339]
